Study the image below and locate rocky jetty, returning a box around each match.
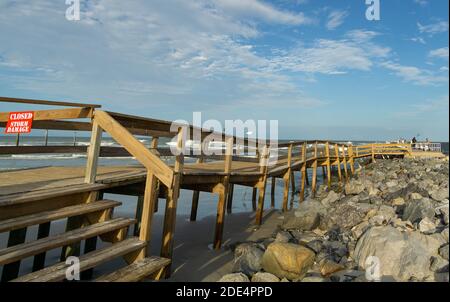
[219,157,449,282]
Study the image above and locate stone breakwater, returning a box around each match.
[219,157,449,282]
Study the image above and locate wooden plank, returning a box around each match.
[0,108,93,122]
[12,238,146,282]
[85,120,103,184]
[251,188,257,211]
[0,96,100,108]
[0,199,121,233]
[94,110,174,188]
[341,146,349,182]
[0,218,135,266]
[95,257,171,282]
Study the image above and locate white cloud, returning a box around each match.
[211,0,315,25]
[381,61,449,86]
[414,0,428,6]
[326,10,348,30]
[418,21,449,35]
[429,47,449,60]
[396,95,449,118]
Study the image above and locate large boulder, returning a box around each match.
[232,243,264,276]
[402,198,436,224]
[322,203,366,230]
[282,200,324,231]
[261,242,315,280]
[354,226,442,281]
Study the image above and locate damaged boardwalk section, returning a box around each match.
[0,97,445,282]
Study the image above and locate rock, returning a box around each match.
[345,180,365,195]
[430,256,449,273]
[321,190,340,207]
[418,217,436,234]
[354,226,442,281]
[392,197,405,206]
[386,180,399,188]
[261,242,315,280]
[410,193,423,200]
[403,198,436,224]
[218,273,250,282]
[329,270,365,282]
[430,189,448,202]
[322,203,366,230]
[439,206,449,225]
[351,221,370,240]
[439,244,449,260]
[282,200,324,231]
[434,272,449,282]
[369,205,396,226]
[251,272,280,282]
[320,259,345,276]
[232,243,264,276]
[274,231,293,243]
[442,228,449,243]
[301,276,327,282]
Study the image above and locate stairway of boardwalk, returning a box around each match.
[0,184,169,282]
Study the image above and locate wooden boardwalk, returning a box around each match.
[0,97,445,282]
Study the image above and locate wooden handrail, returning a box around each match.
[0,96,101,108]
[93,110,174,188]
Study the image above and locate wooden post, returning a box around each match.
[322,166,326,180]
[134,195,144,236]
[300,142,307,202]
[325,142,332,189]
[282,144,293,212]
[270,177,276,208]
[251,188,257,211]
[334,144,343,183]
[15,133,20,146]
[44,129,49,146]
[213,137,233,249]
[371,144,376,163]
[290,170,296,198]
[226,183,234,214]
[311,142,318,197]
[190,153,204,222]
[73,131,77,146]
[160,127,184,274]
[256,145,269,225]
[349,145,355,175]
[85,120,103,184]
[136,170,159,260]
[341,145,349,182]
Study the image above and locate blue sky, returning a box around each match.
[0,0,448,141]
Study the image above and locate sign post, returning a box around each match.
[4,111,34,134]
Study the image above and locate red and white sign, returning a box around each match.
[4,111,34,134]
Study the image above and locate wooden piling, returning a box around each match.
[256,145,269,225]
[282,144,293,212]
